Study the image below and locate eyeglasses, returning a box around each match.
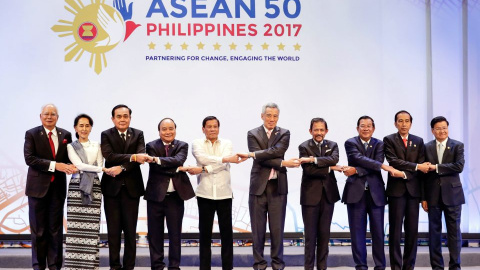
[434,127,448,132]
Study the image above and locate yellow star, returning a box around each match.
[277,43,285,51]
[213,42,221,51]
[164,42,173,50]
[180,42,188,50]
[293,43,301,51]
[261,42,269,50]
[197,42,205,50]
[148,42,156,50]
[229,42,237,50]
[245,42,253,50]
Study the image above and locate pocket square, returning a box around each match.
[325,149,332,153]
[62,139,68,144]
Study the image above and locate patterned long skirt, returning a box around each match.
[65,177,102,270]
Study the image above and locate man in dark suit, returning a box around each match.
[24,104,76,270]
[383,110,430,270]
[145,118,195,270]
[238,103,300,270]
[342,115,393,270]
[422,116,465,270]
[298,118,343,270]
[101,104,150,270]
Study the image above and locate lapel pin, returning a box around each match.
[40,131,44,135]
[59,131,62,135]
[369,145,372,148]
[128,134,131,137]
[414,144,417,147]
[447,146,450,150]
[409,141,412,147]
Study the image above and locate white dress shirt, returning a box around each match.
[67,141,104,177]
[192,138,233,200]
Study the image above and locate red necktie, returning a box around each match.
[402,138,408,148]
[48,132,56,182]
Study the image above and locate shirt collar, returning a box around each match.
[400,133,409,140]
[117,129,127,136]
[436,137,448,146]
[43,126,57,136]
[162,140,172,146]
[263,125,275,134]
[313,139,323,146]
[360,138,370,145]
[204,137,222,144]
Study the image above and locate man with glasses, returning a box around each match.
[341,115,394,270]
[24,104,76,270]
[422,116,465,270]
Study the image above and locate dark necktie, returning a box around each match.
[364,142,368,150]
[121,133,126,142]
[48,132,56,182]
[164,144,169,157]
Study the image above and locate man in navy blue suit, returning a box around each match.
[341,115,394,270]
[422,116,465,270]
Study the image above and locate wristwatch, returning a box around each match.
[201,166,206,173]
[120,165,126,172]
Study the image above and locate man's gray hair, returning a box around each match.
[40,103,58,113]
[262,102,280,114]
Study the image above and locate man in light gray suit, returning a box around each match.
[239,103,300,270]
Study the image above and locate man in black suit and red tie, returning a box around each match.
[238,103,300,270]
[144,118,195,270]
[422,116,465,270]
[383,110,430,270]
[298,118,343,270]
[341,115,394,270]
[101,104,150,270]
[24,104,76,270]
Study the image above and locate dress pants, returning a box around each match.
[147,192,184,270]
[388,193,420,270]
[197,197,233,270]
[428,200,462,270]
[103,186,140,270]
[347,189,385,270]
[302,189,335,270]
[28,179,65,270]
[249,179,287,270]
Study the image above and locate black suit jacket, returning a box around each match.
[248,125,290,196]
[101,127,145,198]
[383,133,425,198]
[144,139,195,202]
[341,136,386,206]
[24,126,72,198]
[298,139,340,205]
[423,138,465,206]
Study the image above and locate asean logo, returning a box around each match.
[52,0,140,74]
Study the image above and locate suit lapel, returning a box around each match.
[395,133,407,158]
[309,139,321,157]
[428,141,439,164]
[257,126,269,149]
[38,127,55,160]
[56,128,66,160]
[442,139,452,163]
[123,128,132,153]
[267,127,279,148]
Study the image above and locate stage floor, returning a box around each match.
[0,246,479,268]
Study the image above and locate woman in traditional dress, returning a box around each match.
[64,114,111,270]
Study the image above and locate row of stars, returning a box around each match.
[148,42,301,51]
